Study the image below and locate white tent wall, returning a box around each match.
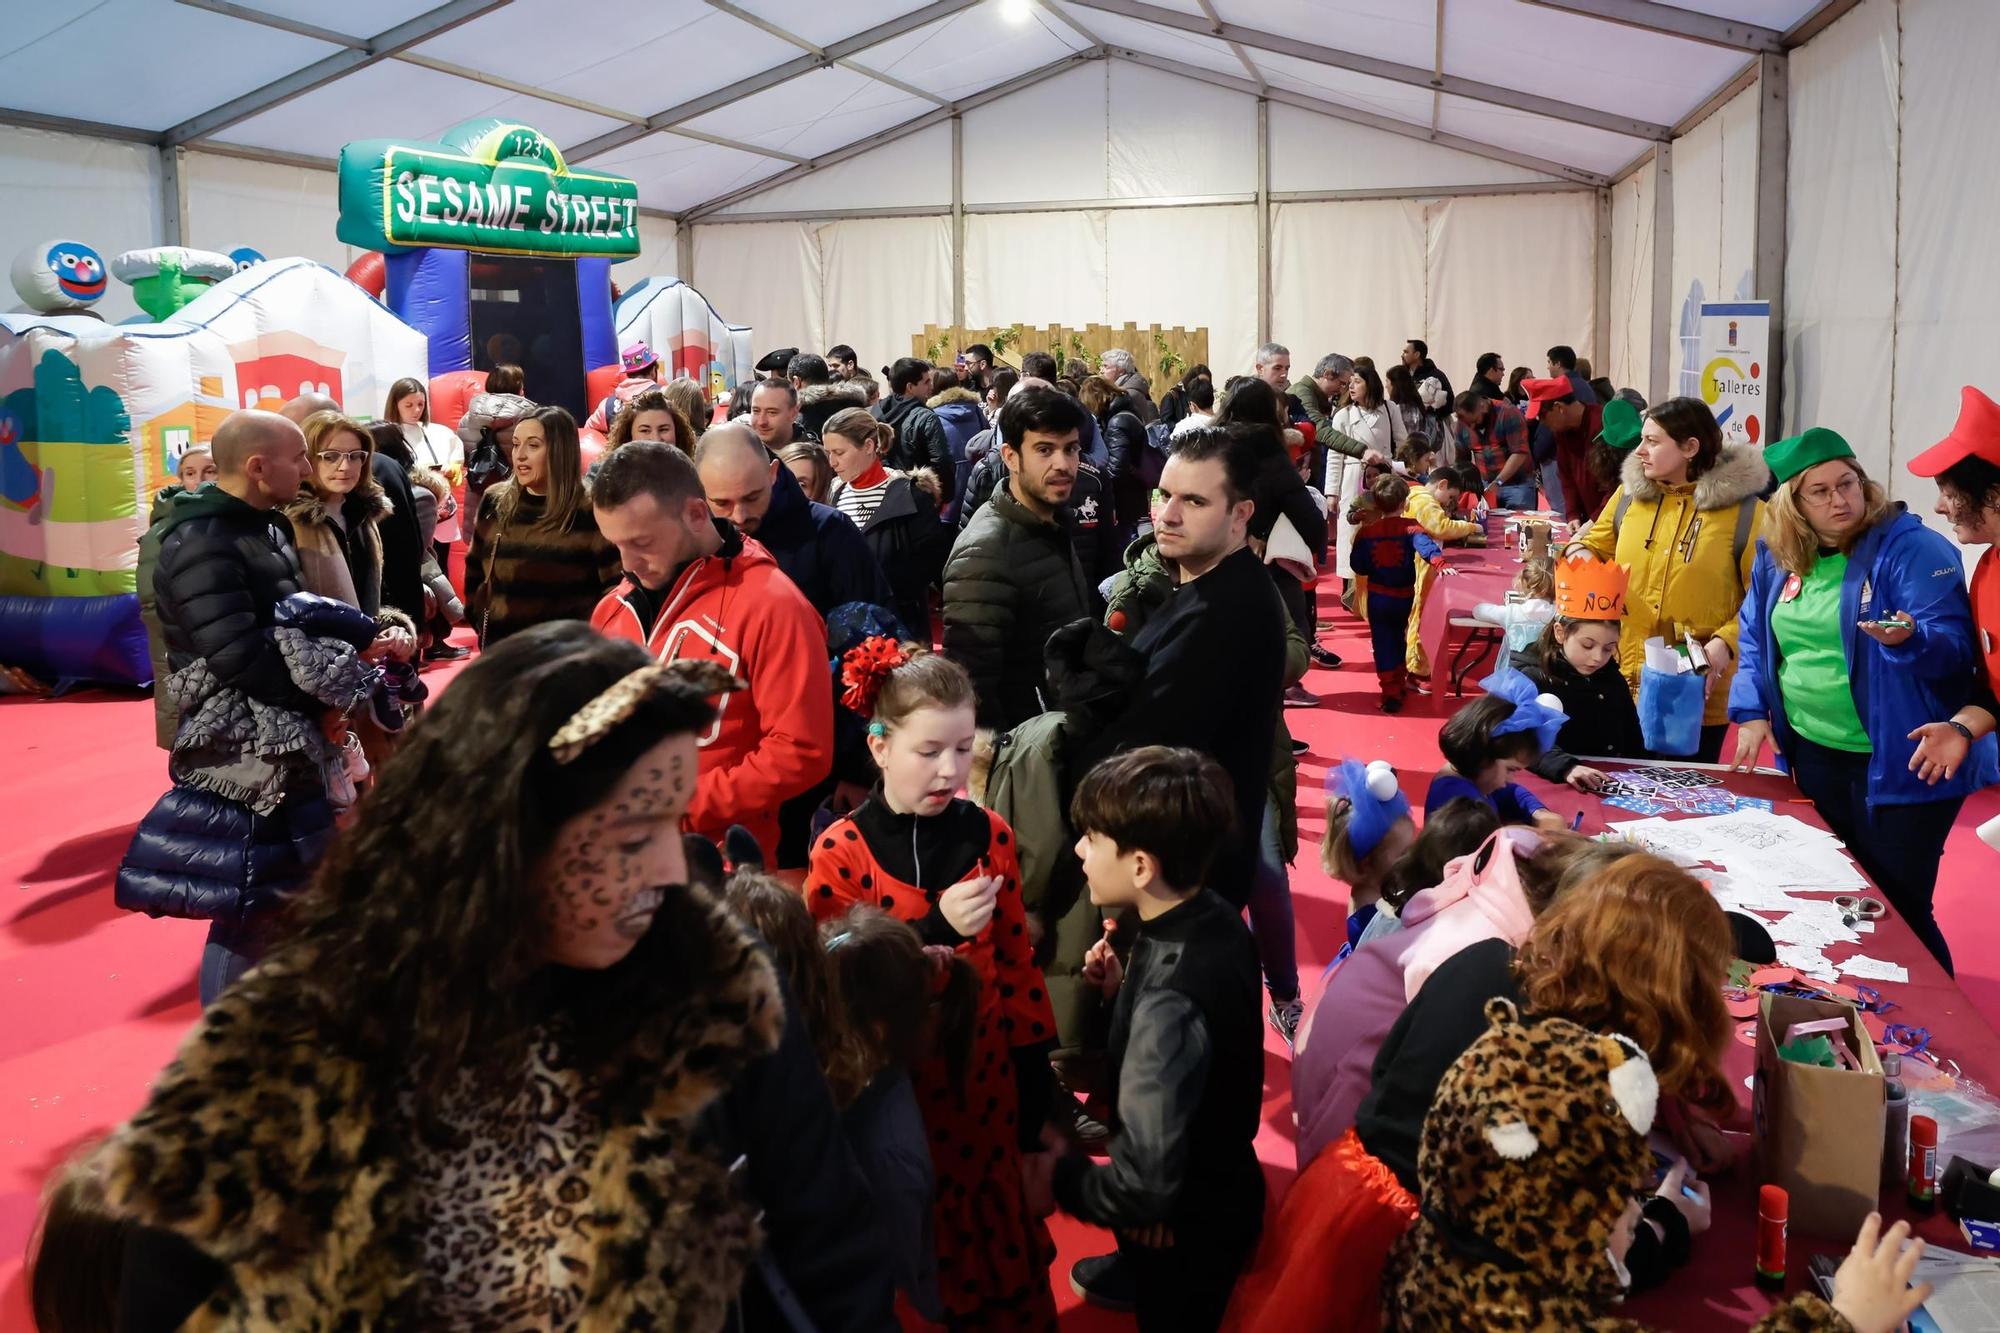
[1426,192,1597,392]
[0,125,160,325]
[182,152,355,272]
[1608,160,1656,399]
[1272,200,1427,377]
[821,216,953,376]
[692,221,827,361]
[1665,83,1762,401]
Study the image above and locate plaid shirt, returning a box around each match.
[1453,400,1529,485]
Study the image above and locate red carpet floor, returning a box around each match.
[7,592,2000,1328]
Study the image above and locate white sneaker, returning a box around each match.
[1268,996,1306,1048]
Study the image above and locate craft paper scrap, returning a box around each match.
[1840,955,1911,984]
[1776,943,1839,981]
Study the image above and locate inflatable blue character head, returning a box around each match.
[227,246,267,273]
[11,239,107,313]
[1479,666,1570,754]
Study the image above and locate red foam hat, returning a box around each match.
[1519,376,1573,420]
[1908,385,2000,476]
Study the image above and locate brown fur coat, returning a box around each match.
[91,882,785,1330]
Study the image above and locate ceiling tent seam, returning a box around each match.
[1514,0,1783,53]
[163,0,514,146]
[1059,0,1674,140]
[700,0,951,106]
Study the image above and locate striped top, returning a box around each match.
[832,473,892,531]
[466,486,624,646]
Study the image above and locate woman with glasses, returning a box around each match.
[290,412,412,652]
[1729,427,1995,972]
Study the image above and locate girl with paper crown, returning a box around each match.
[1515,555,1645,792]
[1426,669,1571,831]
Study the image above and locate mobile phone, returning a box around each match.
[1863,618,1908,630]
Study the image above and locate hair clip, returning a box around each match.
[824,930,854,951]
[867,720,887,738]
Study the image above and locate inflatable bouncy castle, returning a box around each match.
[0,258,425,685]
[337,117,753,426]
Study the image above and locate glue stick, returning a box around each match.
[1909,1115,1939,1213]
[1882,1053,1909,1190]
[1755,1185,1788,1290]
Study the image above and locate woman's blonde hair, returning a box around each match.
[824,406,894,456]
[300,410,382,504]
[493,405,588,536]
[1514,556,1555,601]
[662,377,709,438]
[780,440,833,503]
[1764,457,1891,577]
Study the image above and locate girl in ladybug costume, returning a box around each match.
[807,638,1060,1329]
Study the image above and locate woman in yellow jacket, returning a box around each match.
[1566,396,1770,762]
[1404,465,1484,677]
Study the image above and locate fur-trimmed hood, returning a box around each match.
[894,465,943,504]
[1617,441,1769,510]
[92,881,783,1330]
[926,386,981,410]
[284,486,393,533]
[799,380,869,412]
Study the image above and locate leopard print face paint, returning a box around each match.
[540,734,696,969]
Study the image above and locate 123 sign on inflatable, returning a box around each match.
[338,120,639,260]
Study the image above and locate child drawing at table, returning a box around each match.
[1515,555,1646,793]
[1405,465,1485,683]
[1425,668,1570,831]
[1473,555,1557,653]
[1349,474,1450,713]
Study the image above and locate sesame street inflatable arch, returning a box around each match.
[0,258,425,686]
[337,117,752,428]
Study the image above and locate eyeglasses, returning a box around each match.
[1797,473,1862,506]
[316,450,368,467]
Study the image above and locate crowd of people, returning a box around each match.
[29,332,2000,1333]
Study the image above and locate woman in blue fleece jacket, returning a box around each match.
[1729,428,1996,973]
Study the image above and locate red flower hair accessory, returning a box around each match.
[840,635,908,718]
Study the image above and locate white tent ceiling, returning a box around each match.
[0,0,1844,215]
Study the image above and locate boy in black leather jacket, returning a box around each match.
[1030,746,1264,1330]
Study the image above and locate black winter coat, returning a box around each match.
[756,460,894,618]
[117,785,333,927]
[1511,644,1646,780]
[852,470,945,643]
[151,486,309,709]
[958,451,1119,598]
[942,482,1093,731]
[369,453,426,625]
[874,393,955,504]
[1098,399,1150,539]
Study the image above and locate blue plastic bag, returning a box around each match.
[1638,665,1705,756]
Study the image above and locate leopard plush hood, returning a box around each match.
[91,880,784,1331]
[1382,1001,1658,1326]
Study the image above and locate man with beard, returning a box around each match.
[942,386,1094,730]
[1078,427,1287,909]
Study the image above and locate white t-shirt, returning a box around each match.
[402,422,465,541]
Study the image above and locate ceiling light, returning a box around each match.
[1000,0,1033,24]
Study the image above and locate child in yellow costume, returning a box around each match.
[1404,465,1485,677]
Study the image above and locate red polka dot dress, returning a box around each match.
[808,796,1059,1331]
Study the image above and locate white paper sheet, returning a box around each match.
[1840,955,1911,984]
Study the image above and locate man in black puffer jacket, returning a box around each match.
[875,357,955,502]
[943,387,1095,731]
[117,410,334,1005]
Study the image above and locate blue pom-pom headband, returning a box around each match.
[1479,667,1569,754]
[1325,757,1411,862]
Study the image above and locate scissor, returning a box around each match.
[1833,894,1888,926]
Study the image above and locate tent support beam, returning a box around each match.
[1256,97,1270,346]
[0,106,159,143]
[951,114,966,333]
[568,0,980,164]
[160,145,189,246]
[1515,0,1782,53]
[701,0,951,107]
[1594,187,1612,375]
[1113,50,1607,187]
[680,52,1099,221]
[1754,51,1789,437]
[677,227,695,286]
[1648,139,1674,403]
[163,0,512,146]
[1066,0,1671,140]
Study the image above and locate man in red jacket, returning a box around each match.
[591,436,833,865]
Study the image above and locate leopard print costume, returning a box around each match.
[91,880,781,1332]
[1381,1000,1853,1332]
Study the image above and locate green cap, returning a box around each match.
[1596,398,1642,450]
[1764,426,1855,486]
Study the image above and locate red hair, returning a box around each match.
[1514,853,1735,1115]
